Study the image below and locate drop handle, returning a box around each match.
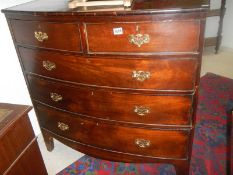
[132,71,151,82]
[135,138,151,148]
[50,93,63,102]
[57,122,69,131]
[43,60,56,71]
[35,31,48,42]
[128,33,150,47]
[134,106,150,116]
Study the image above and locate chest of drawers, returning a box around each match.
[2,0,209,174]
[0,103,47,175]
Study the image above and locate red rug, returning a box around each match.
[57,73,233,175]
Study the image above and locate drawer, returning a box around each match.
[85,21,200,54]
[5,140,47,175]
[0,116,34,174]
[35,103,189,159]
[28,75,193,126]
[20,47,198,91]
[10,20,82,52]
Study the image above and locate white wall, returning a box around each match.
[222,0,233,48]
[205,0,222,38]
[0,0,232,136]
[205,0,233,48]
[0,0,41,135]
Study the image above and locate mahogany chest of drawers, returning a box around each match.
[2,0,209,174]
[0,103,47,175]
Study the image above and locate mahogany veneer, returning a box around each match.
[2,0,209,174]
[28,75,193,126]
[19,47,198,91]
[36,102,190,159]
[0,103,47,175]
[85,21,200,53]
[10,20,82,52]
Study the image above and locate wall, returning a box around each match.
[0,0,41,135]
[222,0,233,48]
[205,0,233,48]
[0,0,232,136]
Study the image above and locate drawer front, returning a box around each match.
[10,20,82,52]
[5,140,47,175]
[0,116,34,174]
[36,103,189,159]
[20,47,198,91]
[28,75,193,126]
[86,21,200,53]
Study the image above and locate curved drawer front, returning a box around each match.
[28,75,193,126]
[20,47,198,91]
[35,103,189,159]
[10,20,82,52]
[86,21,200,54]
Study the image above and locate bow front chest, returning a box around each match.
[2,0,209,174]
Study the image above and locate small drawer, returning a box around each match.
[10,20,82,52]
[19,47,198,91]
[85,20,200,54]
[28,75,193,126]
[36,103,190,159]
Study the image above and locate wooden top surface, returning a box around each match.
[0,103,32,135]
[0,109,13,123]
[2,0,209,15]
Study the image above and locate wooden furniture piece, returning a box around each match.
[2,0,209,174]
[68,0,133,9]
[204,0,226,53]
[0,103,47,175]
[226,99,233,175]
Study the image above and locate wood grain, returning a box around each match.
[2,0,209,174]
[0,103,47,175]
[19,47,198,91]
[10,20,82,52]
[28,75,193,126]
[86,21,200,53]
[36,103,190,159]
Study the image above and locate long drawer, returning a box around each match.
[20,47,198,91]
[10,20,82,52]
[28,75,193,126]
[35,102,190,159]
[85,20,200,54]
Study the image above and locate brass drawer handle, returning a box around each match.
[135,138,151,148]
[134,106,150,116]
[50,93,63,102]
[58,122,69,131]
[43,60,56,71]
[132,71,151,82]
[35,31,48,42]
[128,33,150,47]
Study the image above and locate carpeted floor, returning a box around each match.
[57,73,233,175]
